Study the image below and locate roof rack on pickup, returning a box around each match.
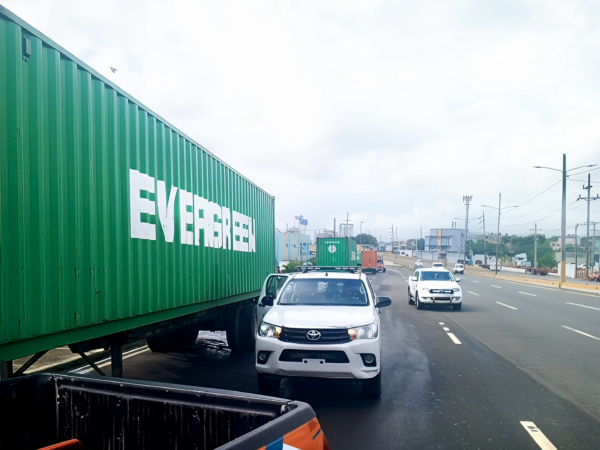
[297,266,362,273]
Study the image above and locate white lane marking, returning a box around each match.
[446,333,462,345]
[519,291,537,297]
[520,421,558,450]
[443,327,449,332]
[472,280,479,283]
[491,285,501,289]
[467,291,479,296]
[561,325,600,341]
[71,346,150,374]
[439,322,445,325]
[566,302,600,311]
[496,302,517,310]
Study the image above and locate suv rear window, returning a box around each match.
[421,271,453,281]
[278,279,369,306]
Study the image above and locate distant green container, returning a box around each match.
[357,252,362,265]
[316,238,358,267]
[0,7,275,361]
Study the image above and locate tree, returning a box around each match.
[537,252,557,268]
[354,233,377,245]
[417,238,425,250]
[282,261,303,273]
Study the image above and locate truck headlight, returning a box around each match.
[348,322,379,340]
[452,288,461,294]
[258,322,282,339]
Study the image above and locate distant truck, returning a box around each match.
[0,373,330,450]
[361,250,378,274]
[0,7,275,379]
[316,237,358,267]
[377,257,387,273]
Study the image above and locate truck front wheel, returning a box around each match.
[362,373,382,399]
[257,372,281,397]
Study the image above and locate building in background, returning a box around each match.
[425,228,466,263]
[278,228,311,263]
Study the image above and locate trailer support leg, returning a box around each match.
[0,361,14,380]
[77,352,107,376]
[13,350,48,377]
[111,345,123,378]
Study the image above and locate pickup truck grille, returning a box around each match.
[279,328,351,344]
[279,350,350,363]
[429,289,453,294]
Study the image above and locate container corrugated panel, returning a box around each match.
[316,238,358,267]
[0,7,275,360]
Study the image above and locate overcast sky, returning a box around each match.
[7,0,600,241]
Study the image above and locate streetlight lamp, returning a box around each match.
[482,194,518,275]
[534,156,596,283]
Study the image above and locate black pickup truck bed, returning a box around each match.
[0,374,326,450]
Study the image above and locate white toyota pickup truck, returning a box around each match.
[254,269,392,398]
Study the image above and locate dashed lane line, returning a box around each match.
[467,291,479,296]
[472,280,479,283]
[519,291,537,297]
[446,333,462,345]
[561,325,600,341]
[491,285,502,289]
[520,421,557,450]
[438,323,461,345]
[496,302,517,310]
[566,302,600,311]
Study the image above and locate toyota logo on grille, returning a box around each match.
[306,330,321,341]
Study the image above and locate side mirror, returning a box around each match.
[376,296,392,308]
[409,276,417,282]
[455,278,461,283]
[262,295,274,306]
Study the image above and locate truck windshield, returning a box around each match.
[421,271,454,281]
[377,260,384,264]
[278,279,369,306]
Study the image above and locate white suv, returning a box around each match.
[255,270,392,398]
[408,268,462,311]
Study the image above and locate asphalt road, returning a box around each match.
[87,270,600,449]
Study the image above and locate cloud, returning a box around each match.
[5,0,600,240]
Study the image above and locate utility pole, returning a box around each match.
[530,224,541,273]
[496,193,501,275]
[346,212,350,238]
[333,218,336,238]
[463,195,472,263]
[561,154,567,284]
[577,174,599,276]
[575,223,579,271]
[482,211,487,265]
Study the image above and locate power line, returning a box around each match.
[503,198,582,228]
[503,191,579,220]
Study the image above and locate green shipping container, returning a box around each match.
[0,7,275,362]
[316,238,358,267]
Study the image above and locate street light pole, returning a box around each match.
[482,211,487,265]
[463,195,472,263]
[535,156,597,284]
